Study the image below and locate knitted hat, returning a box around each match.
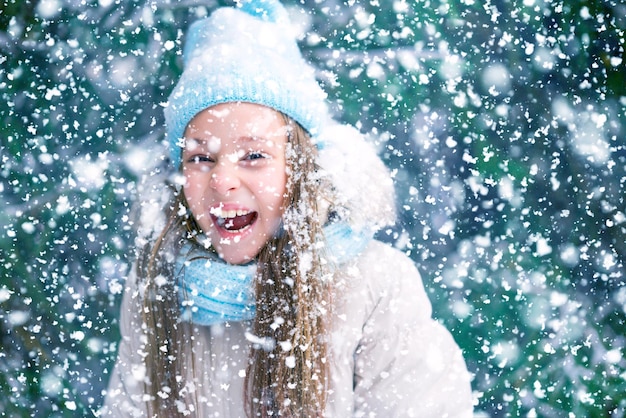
[165,0,330,167]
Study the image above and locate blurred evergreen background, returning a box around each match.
[1,0,624,416]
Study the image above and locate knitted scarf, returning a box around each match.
[177,222,373,326]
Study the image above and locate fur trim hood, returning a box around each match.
[317,123,396,232]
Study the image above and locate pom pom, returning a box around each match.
[237,0,289,24]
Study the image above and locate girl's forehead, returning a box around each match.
[184,130,286,154]
[185,136,222,153]
[185,124,289,144]
[185,106,287,136]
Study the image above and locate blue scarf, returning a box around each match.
[176,222,373,326]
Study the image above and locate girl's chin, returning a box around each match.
[211,235,262,265]
[205,221,280,264]
[215,246,258,265]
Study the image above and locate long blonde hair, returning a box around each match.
[137,113,333,417]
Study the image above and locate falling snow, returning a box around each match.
[1,0,625,416]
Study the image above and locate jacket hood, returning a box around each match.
[316,123,396,232]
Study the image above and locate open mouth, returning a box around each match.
[210,207,258,233]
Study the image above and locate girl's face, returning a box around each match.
[182,102,288,264]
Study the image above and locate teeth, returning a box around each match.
[210,207,250,219]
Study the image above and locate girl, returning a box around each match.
[103,0,473,416]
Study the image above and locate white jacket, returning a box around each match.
[103,240,472,417]
[102,124,473,416]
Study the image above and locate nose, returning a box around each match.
[209,162,241,195]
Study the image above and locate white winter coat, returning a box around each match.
[102,124,473,417]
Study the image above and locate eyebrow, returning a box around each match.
[236,136,261,143]
[186,135,264,144]
[183,136,266,154]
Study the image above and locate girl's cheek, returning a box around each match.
[183,179,201,207]
[184,171,201,191]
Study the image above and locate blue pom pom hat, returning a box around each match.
[165,0,330,167]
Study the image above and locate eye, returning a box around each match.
[245,151,267,161]
[241,151,271,165]
[187,155,214,164]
